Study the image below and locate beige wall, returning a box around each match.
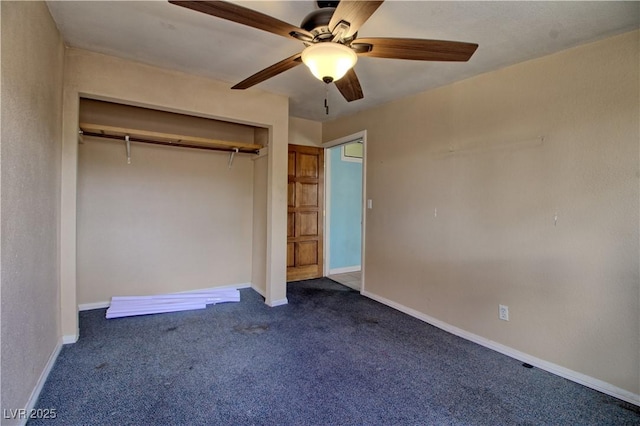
[324,31,639,396]
[77,137,255,303]
[289,116,322,147]
[62,48,289,338]
[1,1,64,417]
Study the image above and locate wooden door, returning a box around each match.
[287,144,324,281]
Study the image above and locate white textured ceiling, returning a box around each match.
[47,1,639,122]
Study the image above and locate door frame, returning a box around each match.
[323,130,367,293]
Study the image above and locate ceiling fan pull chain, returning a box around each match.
[325,84,330,115]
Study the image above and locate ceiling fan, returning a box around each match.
[168,0,478,102]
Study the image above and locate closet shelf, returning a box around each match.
[79,123,262,154]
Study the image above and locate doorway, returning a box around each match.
[325,131,366,291]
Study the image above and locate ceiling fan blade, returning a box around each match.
[232,53,303,90]
[168,1,313,41]
[334,68,364,102]
[353,37,478,61]
[329,1,384,40]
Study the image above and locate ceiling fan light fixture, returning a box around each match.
[301,43,358,83]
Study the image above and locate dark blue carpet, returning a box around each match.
[31,278,639,425]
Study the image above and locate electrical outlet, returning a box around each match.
[499,305,509,321]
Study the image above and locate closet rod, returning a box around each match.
[81,131,260,154]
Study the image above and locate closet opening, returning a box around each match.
[75,98,270,312]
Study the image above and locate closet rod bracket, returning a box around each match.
[228,147,239,169]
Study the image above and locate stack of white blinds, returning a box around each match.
[106,288,240,319]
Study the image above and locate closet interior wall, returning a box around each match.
[77,99,265,305]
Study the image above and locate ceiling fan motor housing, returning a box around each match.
[301,8,336,41]
[317,1,340,8]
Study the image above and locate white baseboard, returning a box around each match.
[177,282,251,293]
[361,290,640,407]
[329,266,361,275]
[267,298,288,307]
[250,284,290,307]
[62,334,78,344]
[78,282,253,312]
[20,338,63,426]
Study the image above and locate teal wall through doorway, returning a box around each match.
[328,142,362,271]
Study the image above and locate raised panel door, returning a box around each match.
[286,144,324,281]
